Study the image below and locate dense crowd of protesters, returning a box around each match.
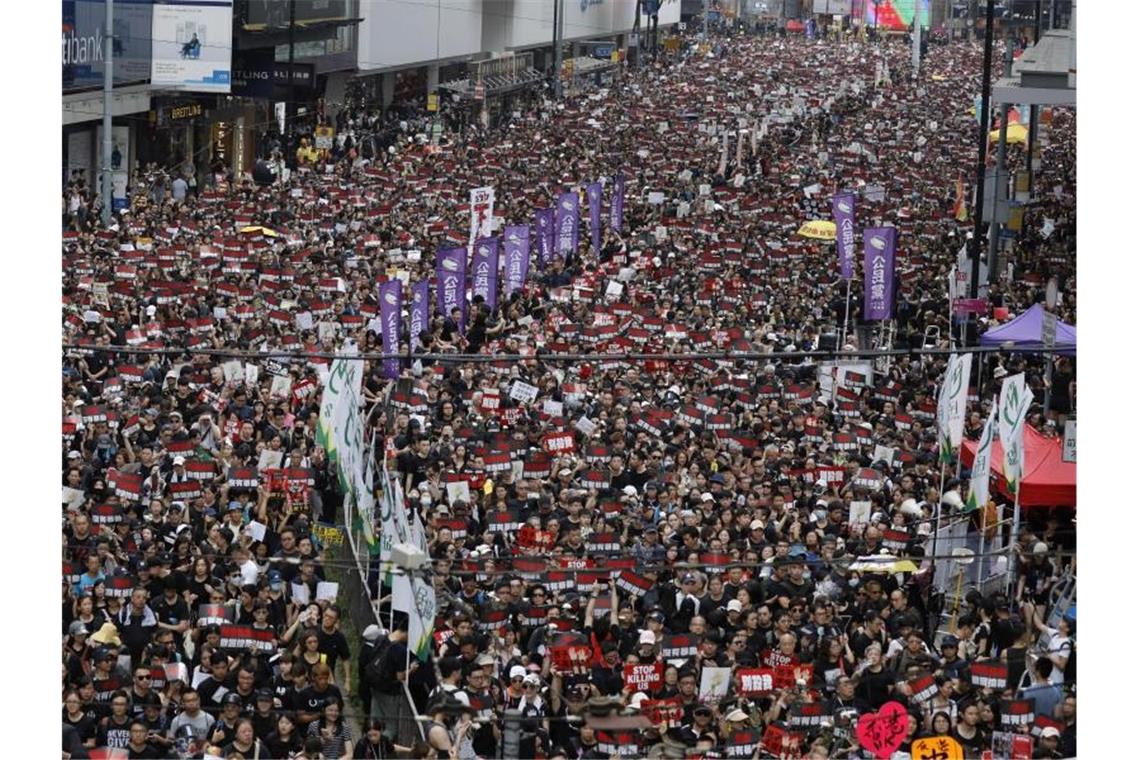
[63,20,1075,760]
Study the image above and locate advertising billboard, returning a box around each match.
[62,0,154,93]
[865,0,930,29]
[150,0,233,92]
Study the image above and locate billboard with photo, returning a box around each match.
[150,0,233,92]
[865,0,930,29]
[62,0,154,93]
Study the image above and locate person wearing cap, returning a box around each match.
[209,692,245,746]
[1017,540,1057,606]
[676,702,715,746]
[1035,725,1064,759]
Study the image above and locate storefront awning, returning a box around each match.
[439,68,547,100]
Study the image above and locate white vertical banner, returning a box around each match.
[394,575,437,662]
[997,373,1032,492]
[966,399,998,512]
[316,343,362,465]
[936,353,972,463]
[469,186,495,248]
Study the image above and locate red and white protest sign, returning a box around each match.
[623,662,664,692]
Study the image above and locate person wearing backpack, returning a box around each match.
[357,625,387,718]
[368,625,413,744]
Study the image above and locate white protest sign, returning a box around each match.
[543,400,564,418]
[244,521,267,543]
[270,375,292,399]
[647,192,666,205]
[872,445,896,467]
[222,361,244,385]
[295,311,314,331]
[849,500,872,525]
[509,381,539,405]
[446,480,471,506]
[316,582,340,601]
[257,449,284,472]
[699,667,732,704]
[575,417,598,436]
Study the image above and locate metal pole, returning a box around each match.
[987,43,1013,280]
[704,0,709,38]
[287,0,296,140]
[840,278,852,351]
[912,12,922,73]
[552,0,563,100]
[1026,1,1042,189]
[100,0,114,227]
[969,0,996,299]
[1006,488,1022,596]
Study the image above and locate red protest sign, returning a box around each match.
[736,667,777,696]
[641,697,683,728]
[550,644,593,675]
[855,701,909,759]
[623,662,664,693]
[542,432,576,454]
[761,724,802,758]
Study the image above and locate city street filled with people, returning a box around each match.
[62,22,1076,760]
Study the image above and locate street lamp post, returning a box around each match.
[968,0,996,300]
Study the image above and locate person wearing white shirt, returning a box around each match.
[1024,602,1072,685]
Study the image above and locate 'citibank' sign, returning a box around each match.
[580,0,604,11]
[62,27,104,66]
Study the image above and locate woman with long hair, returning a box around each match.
[307,697,353,759]
[353,717,411,759]
[265,711,304,759]
[62,690,97,749]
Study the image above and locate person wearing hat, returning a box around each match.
[676,703,715,746]
[209,692,244,747]
[1035,725,1064,759]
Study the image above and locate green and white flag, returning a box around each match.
[378,456,412,587]
[966,398,998,512]
[936,353,973,463]
[315,342,363,471]
[393,573,436,662]
[997,372,1032,493]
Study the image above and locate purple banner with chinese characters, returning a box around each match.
[409,280,430,348]
[535,207,555,270]
[832,191,856,280]
[587,182,603,255]
[472,237,500,312]
[863,227,897,320]
[436,247,467,331]
[503,225,531,296]
[555,191,580,257]
[378,279,402,379]
[610,174,625,231]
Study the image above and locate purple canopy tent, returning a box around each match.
[979,303,1076,356]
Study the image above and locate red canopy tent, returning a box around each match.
[960,426,1076,507]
